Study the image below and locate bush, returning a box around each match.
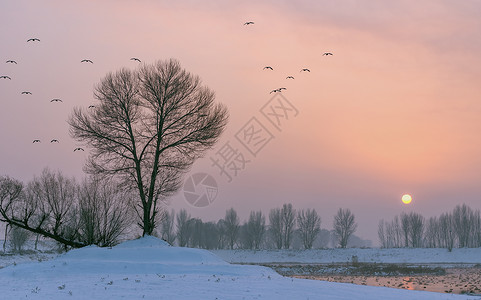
[9,225,31,252]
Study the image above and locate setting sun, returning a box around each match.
[402,194,412,204]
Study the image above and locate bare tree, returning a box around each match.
[439,212,455,251]
[281,204,296,249]
[160,209,176,245]
[452,204,473,248]
[77,177,132,247]
[297,208,321,249]
[176,209,191,247]
[407,212,424,248]
[269,208,283,249]
[223,208,240,249]
[400,212,410,247]
[241,211,265,249]
[69,59,228,236]
[424,216,439,248]
[0,172,86,248]
[333,208,357,248]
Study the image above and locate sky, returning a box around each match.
[1,0,481,244]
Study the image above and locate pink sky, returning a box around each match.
[1,0,481,243]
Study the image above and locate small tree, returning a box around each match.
[176,209,191,247]
[297,208,321,249]
[224,208,240,249]
[333,208,357,248]
[269,208,283,249]
[247,211,265,250]
[281,203,296,249]
[160,209,176,245]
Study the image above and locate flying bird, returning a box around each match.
[0,76,11,80]
[244,21,254,25]
[27,38,40,42]
[32,139,41,143]
[21,91,32,95]
[50,139,59,143]
[300,68,310,72]
[81,59,93,64]
[286,76,295,79]
[88,105,95,108]
[6,60,17,64]
[50,98,62,102]
[270,89,281,94]
[130,57,141,62]
[263,66,273,70]
[74,147,84,152]
[323,52,333,56]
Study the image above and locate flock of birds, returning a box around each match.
[245,20,333,96]
[1,21,333,154]
[1,37,143,152]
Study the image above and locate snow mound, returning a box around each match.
[114,235,171,248]
[61,236,228,267]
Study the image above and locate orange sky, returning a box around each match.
[1,0,481,243]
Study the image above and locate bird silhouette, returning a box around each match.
[130,58,141,62]
[286,76,295,79]
[270,89,281,94]
[0,76,11,80]
[263,66,273,70]
[244,21,254,25]
[27,38,40,42]
[50,98,62,102]
[21,91,32,95]
[88,105,95,108]
[323,52,333,56]
[81,59,93,64]
[32,140,41,143]
[300,68,310,72]
[74,147,84,152]
[50,139,59,143]
[6,60,17,64]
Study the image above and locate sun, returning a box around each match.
[401,194,412,204]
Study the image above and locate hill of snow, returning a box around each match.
[0,237,477,299]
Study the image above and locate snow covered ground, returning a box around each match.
[0,238,479,299]
[211,247,481,265]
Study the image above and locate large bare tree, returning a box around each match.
[69,59,228,236]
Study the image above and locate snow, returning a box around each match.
[211,247,481,265]
[0,238,478,299]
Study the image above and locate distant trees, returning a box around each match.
[268,204,296,249]
[269,208,283,249]
[281,204,296,249]
[223,208,240,249]
[0,169,132,249]
[297,209,321,249]
[159,209,176,245]
[333,208,357,248]
[176,209,191,247]
[378,204,481,250]
[68,59,228,236]
[240,211,265,249]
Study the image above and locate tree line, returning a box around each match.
[158,205,362,250]
[378,204,481,251]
